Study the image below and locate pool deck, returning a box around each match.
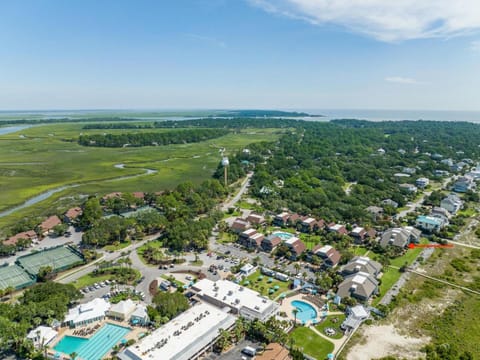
[281,295,352,356]
[280,294,320,325]
[47,319,146,359]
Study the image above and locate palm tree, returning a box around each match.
[294,263,301,275]
[70,352,78,360]
[292,308,299,326]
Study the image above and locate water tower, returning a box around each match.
[221,156,229,186]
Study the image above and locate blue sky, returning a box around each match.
[1,0,480,110]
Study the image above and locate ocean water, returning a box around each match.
[298,109,480,123]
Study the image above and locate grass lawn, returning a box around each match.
[71,272,114,289]
[289,326,334,360]
[389,238,428,268]
[352,246,369,256]
[315,314,346,340]
[103,240,131,252]
[243,270,290,299]
[457,208,477,217]
[372,267,402,306]
[218,231,237,244]
[299,233,323,250]
[223,210,241,219]
[136,240,163,265]
[0,124,282,235]
[189,260,203,266]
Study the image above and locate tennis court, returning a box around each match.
[0,264,35,290]
[16,246,84,275]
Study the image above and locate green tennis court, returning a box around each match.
[16,246,84,275]
[0,264,35,290]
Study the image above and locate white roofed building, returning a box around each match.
[107,299,136,321]
[192,279,279,321]
[63,298,110,328]
[130,304,149,326]
[26,326,58,349]
[118,303,236,360]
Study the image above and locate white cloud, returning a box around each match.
[186,34,226,48]
[248,0,480,42]
[385,76,421,85]
[471,40,480,51]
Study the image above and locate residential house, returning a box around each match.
[286,213,301,227]
[312,245,341,268]
[273,212,290,227]
[399,183,418,193]
[440,194,463,214]
[299,217,318,233]
[441,158,454,167]
[132,192,145,200]
[451,161,468,173]
[336,272,379,302]
[341,256,382,278]
[230,218,251,234]
[4,230,38,247]
[432,206,451,219]
[39,215,62,236]
[64,207,82,224]
[102,192,123,203]
[453,176,474,193]
[366,206,384,220]
[284,237,306,260]
[246,213,265,225]
[379,227,421,249]
[382,199,398,208]
[402,167,416,174]
[416,215,446,232]
[415,177,430,188]
[434,170,450,176]
[350,227,367,243]
[341,305,370,331]
[328,223,348,236]
[261,234,282,253]
[238,229,264,249]
[377,148,386,155]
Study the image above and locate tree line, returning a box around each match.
[78,128,229,147]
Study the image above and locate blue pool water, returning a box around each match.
[54,323,131,360]
[274,231,294,240]
[292,300,317,323]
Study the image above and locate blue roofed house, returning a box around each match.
[416,215,447,233]
[453,176,474,193]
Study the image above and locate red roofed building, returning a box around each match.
[132,192,145,200]
[328,223,349,236]
[285,237,306,260]
[312,244,341,268]
[102,192,123,202]
[230,218,251,234]
[261,235,282,252]
[39,215,62,236]
[246,212,265,225]
[64,207,83,224]
[4,230,38,247]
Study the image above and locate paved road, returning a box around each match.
[397,176,454,219]
[57,233,160,284]
[221,172,253,211]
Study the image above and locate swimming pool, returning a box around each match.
[292,300,317,323]
[54,323,131,360]
[273,231,294,240]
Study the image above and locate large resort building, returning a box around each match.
[118,302,236,360]
[191,279,279,321]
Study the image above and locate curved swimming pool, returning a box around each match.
[273,231,294,241]
[291,300,317,323]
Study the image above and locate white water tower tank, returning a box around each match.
[221,157,229,166]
